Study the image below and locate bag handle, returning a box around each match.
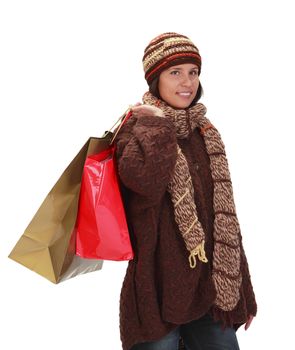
[106,106,132,145]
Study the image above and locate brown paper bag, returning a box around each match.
[9,109,131,284]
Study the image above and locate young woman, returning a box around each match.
[115,32,257,350]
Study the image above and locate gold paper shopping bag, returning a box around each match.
[8,135,114,283]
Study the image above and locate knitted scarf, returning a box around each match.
[142,91,242,311]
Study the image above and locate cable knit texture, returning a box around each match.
[115,99,257,350]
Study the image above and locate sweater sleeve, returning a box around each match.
[115,115,178,200]
[240,240,258,317]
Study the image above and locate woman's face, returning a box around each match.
[158,63,200,109]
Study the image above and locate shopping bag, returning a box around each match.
[75,143,134,261]
[8,108,131,284]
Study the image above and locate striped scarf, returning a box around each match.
[143,91,242,311]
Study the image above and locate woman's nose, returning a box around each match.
[180,74,193,86]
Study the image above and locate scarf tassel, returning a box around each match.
[189,240,208,268]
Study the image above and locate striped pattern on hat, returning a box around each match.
[143,32,201,85]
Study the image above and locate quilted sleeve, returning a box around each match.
[115,115,178,199]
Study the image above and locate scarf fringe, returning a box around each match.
[211,306,234,330]
[208,305,244,331]
[188,240,208,268]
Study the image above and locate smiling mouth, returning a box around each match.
[177,92,192,98]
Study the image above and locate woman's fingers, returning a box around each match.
[131,104,164,118]
[130,102,142,111]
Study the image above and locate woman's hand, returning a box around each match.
[131,103,164,118]
[244,314,254,331]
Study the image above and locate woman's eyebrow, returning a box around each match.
[168,67,199,71]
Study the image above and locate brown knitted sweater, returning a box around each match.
[115,114,257,350]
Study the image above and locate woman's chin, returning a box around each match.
[169,101,193,109]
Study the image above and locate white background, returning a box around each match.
[1,0,294,349]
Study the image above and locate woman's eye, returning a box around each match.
[191,70,198,75]
[170,71,180,75]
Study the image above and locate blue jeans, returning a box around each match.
[131,314,240,350]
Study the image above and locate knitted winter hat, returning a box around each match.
[143,32,202,85]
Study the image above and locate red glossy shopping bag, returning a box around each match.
[75,115,134,261]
